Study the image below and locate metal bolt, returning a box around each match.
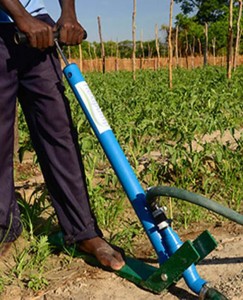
[161,273,168,281]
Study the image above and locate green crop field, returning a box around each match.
[77,67,243,229]
[18,65,243,232]
[9,66,242,293]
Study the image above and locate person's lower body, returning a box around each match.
[0,15,101,245]
[0,25,23,244]
[0,15,125,270]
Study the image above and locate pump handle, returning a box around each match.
[14,29,87,45]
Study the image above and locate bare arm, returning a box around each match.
[0,0,54,48]
[56,0,86,45]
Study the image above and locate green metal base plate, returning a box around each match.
[48,230,217,294]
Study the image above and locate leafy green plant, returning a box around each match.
[17,66,243,246]
[27,274,49,291]
[11,235,50,288]
[17,187,55,239]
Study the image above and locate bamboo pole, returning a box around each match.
[212,37,216,66]
[93,43,98,71]
[198,38,202,56]
[88,42,94,72]
[168,0,174,89]
[97,16,105,73]
[204,23,208,66]
[191,36,195,69]
[197,38,203,66]
[115,40,119,72]
[155,24,160,70]
[140,30,145,69]
[175,25,179,67]
[132,0,137,80]
[234,0,242,70]
[185,31,189,69]
[227,0,233,79]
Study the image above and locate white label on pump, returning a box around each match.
[75,81,111,134]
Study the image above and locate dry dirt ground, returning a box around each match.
[47,225,242,300]
[1,222,242,300]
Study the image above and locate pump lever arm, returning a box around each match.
[14,29,87,45]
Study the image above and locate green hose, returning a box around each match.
[146,186,243,225]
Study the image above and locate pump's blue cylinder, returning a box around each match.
[63,63,168,263]
[63,63,207,295]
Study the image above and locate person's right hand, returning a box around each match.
[16,15,54,49]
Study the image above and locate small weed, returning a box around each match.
[27,273,49,291]
[17,187,55,239]
[11,235,50,290]
[109,220,143,255]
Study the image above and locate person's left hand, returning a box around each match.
[54,15,86,45]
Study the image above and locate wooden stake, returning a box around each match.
[227,0,233,79]
[88,42,93,72]
[198,38,202,56]
[185,31,189,69]
[93,43,98,71]
[155,24,160,70]
[168,0,174,89]
[234,0,242,70]
[204,23,208,66]
[132,0,137,80]
[97,16,106,73]
[115,40,119,72]
[175,25,179,68]
[140,30,145,69]
[191,36,195,69]
[212,37,216,66]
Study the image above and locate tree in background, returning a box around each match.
[174,0,229,23]
[175,14,204,57]
[174,0,229,58]
[174,0,243,59]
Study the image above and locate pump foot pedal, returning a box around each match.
[48,232,205,294]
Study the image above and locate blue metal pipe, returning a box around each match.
[161,226,206,294]
[63,63,168,263]
[62,63,207,295]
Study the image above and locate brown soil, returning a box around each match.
[44,224,243,300]
[1,222,242,300]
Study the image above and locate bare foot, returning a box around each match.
[78,237,125,271]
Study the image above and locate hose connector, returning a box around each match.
[199,284,228,300]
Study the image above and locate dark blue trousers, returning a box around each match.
[0,15,102,244]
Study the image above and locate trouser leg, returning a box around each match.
[18,39,102,245]
[0,27,22,242]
